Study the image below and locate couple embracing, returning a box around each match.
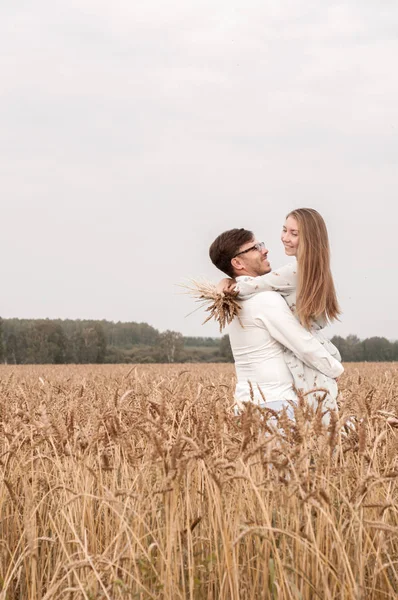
[209,208,343,423]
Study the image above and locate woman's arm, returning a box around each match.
[236,263,297,298]
[253,293,344,379]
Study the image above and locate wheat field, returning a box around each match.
[0,363,398,599]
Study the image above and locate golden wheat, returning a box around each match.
[0,363,397,599]
[182,280,241,331]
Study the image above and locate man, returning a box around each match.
[209,228,343,413]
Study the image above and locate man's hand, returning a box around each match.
[216,278,237,295]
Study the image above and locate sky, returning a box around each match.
[1,0,397,340]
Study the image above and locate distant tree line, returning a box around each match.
[219,334,398,364]
[330,335,398,363]
[0,318,230,364]
[0,318,396,364]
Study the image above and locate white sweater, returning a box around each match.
[227,289,344,405]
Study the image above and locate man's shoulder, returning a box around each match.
[244,290,286,310]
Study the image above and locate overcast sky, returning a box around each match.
[1,0,397,339]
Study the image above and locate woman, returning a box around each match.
[218,208,342,422]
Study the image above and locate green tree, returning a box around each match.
[77,326,106,363]
[159,330,184,363]
[94,323,107,363]
[363,337,393,362]
[24,321,67,364]
[219,335,234,362]
[5,332,17,364]
[331,334,364,362]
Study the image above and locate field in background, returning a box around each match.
[0,363,398,599]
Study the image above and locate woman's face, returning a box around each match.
[281,215,299,256]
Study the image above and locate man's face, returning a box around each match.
[231,238,271,277]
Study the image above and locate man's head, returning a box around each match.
[209,228,271,278]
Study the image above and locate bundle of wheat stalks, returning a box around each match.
[0,363,398,599]
[183,279,241,331]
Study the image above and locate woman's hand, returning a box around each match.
[216,278,237,295]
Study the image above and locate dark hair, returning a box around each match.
[209,228,254,277]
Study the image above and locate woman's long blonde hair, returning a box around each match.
[287,208,341,328]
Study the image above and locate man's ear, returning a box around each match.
[231,256,244,274]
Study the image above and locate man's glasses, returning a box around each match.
[234,242,266,257]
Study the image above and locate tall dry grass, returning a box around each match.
[0,363,398,599]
